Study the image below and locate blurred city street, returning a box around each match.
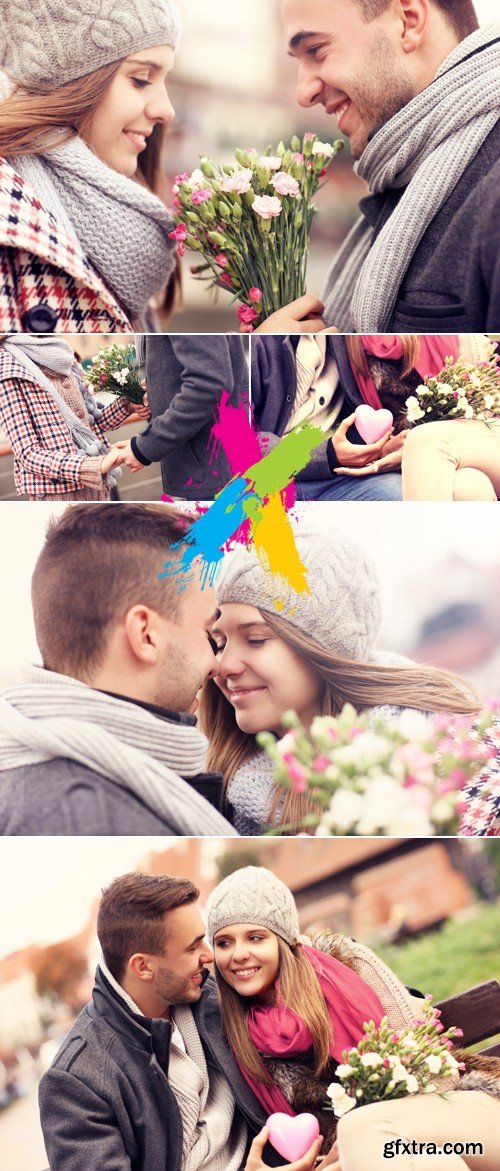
[1,1086,47,1171]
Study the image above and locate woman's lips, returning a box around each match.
[123,130,148,151]
[228,686,266,706]
[231,967,260,980]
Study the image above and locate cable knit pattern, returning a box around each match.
[206,866,300,945]
[9,141,176,326]
[0,665,235,837]
[322,22,500,330]
[216,523,381,661]
[0,0,181,85]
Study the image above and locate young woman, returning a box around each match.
[0,0,180,331]
[199,525,498,836]
[0,335,147,499]
[206,867,500,1171]
[344,335,500,499]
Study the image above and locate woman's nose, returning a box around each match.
[216,646,245,678]
[146,90,175,125]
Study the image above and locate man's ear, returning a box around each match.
[124,605,163,665]
[128,953,155,982]
[396,0,430,52]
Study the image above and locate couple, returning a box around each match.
[39,867,500,1171]
[0,503,497,837]
[0,334,247,500]
[0,0,498,332]
[253,332,500,502]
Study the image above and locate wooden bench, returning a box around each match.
[436,979,500,1057]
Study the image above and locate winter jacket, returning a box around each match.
[131,336,249,499]
[0,349,131,496]
[250,335,366,480]
[0,159,131,332]
[356,121,500,333]
[39,966,284,1171]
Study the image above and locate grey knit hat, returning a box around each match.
[206,867,300,947]
[216,523,381,662]
[0,0,181,87]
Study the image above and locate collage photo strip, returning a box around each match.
[0,2,499,1170]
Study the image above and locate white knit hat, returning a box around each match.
[0,0,181,87]
[216,523,381,662]
[206,867,300,946]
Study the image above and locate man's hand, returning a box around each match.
[245,1127,323,1171]
[132,391,150,421]
[110,440,144,472]
[334,448,403,476]
[331,412,394,469]
[252,295,326,334]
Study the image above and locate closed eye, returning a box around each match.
[132,77,152,88]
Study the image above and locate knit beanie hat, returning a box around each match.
[0,0,181,88]
[206,867,300,946]
[216,523,382,662]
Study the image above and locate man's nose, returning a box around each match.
[201,943,214,965]
[296,64,323,109]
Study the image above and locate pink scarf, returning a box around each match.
[236,944,385,1118]
[352,335,461,409]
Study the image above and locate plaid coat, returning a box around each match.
[0,158,131,332]
[0,350,131,495]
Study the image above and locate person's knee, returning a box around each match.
[453,468,496,501]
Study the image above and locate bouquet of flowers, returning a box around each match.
[406,350,500,426]
[85,343,144,406]
[326,998,465,1117]
[169,133,343,329]
[257,702,498,836]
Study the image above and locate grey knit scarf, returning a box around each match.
[1,335,120,488]
[9,135,176,326]
[322,22,500,331]
[0,665,236,837]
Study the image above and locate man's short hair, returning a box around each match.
[358,0,478,41]
[98,873,200,982]
[31,503,193,678]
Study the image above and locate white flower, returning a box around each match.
[402,1036,419,1052]
[327,1082,349,1101]
[327,789,364,832]
[187,168,206,187]
[424,1083,438,1093]
[424,1054,443,1074]
[334,1095,357,1117]
[312,140,335,157]
[406,396,426,422]
[360,1053,384,1068]
[464,405,474,419]
[258,156,282,169]
[444,1053,460,1070]
[392,1064,410,1083]
[385,807,434,837]
[469,372,481,388]
[114,367,130,386]
[394,710,431,743]
[275,732,297,758]
[405,1075,420,1094]
[457,396,469,411]
[336,1064,356,1079]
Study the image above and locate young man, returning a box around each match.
[39,873,322,1171]
[112,336,249,499]
[280,0,500,332]
[0,503,235,836]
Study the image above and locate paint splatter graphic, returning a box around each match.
[160,392,325,607]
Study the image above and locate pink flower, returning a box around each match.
[174,172,190,185]
[237,305,259,325]
[169,223,188,242]
[99,374,107,383]
[271,171,300,197]
[455,1028,464,1037]
[251,194,282,220]
[312,755,330,773]
[191,187,213,205]
[220,168,253,195]
[215,252,230,268]
[283,752,309,793]
[172,195,182,209]
[219,273,233,288]
[292,152,304,162]
[304,132,315,141]
[177,243,185,257]
[258,155,282,169]
[248,287,262,302]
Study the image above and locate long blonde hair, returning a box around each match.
[215,937,333,1083]
[346,335,421,378]
[199,609,480,832]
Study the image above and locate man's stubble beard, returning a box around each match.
[348,30,415,159]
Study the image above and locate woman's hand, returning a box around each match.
[381,429,409,455]
[334,448,403,477]
[132,391,150,421]
[251,295,326,334]
[245,1127,323,1171]
[100,448,122,475]
[109,440,144,472]
[315,1139,341,1170]
[331,412,394,468]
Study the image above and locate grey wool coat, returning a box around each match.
[131,335,249,498]
[39,966,284,1171]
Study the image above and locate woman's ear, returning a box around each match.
[124,604,161,665]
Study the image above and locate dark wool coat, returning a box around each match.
[0,159,131,332]
[39,967,284,1171]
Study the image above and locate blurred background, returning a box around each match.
[0,835,498,1170]
[1,501,498,695]
[161,0,498,330]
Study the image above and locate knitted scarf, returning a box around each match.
[9,135,176,326]
[322,22,500,331]
[0,665,235,836]
[236,944,385,1118]
[351,335,461,409]
[1,335,120,488]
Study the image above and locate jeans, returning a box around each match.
[296,472,402,502]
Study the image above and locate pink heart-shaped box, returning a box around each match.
[266,1112,320,1162]
[354,405,393,444]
